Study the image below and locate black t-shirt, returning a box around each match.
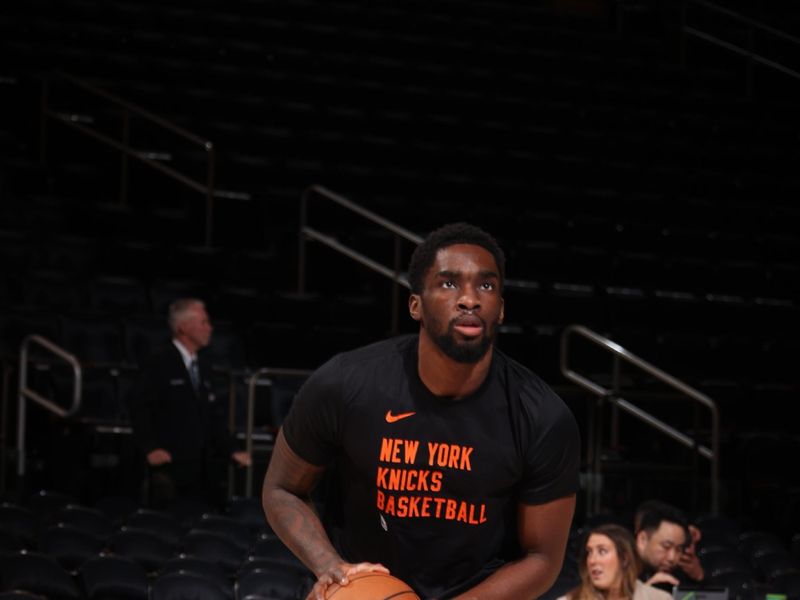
[282,335,581,599]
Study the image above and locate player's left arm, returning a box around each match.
[451,494,576,600]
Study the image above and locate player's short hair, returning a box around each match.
[407,222,505,294]
[168,298,205,335]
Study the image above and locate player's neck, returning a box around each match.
[416,332,492,399]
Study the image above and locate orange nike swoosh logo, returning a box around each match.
[385,410,416,423]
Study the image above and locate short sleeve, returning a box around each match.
[517,381,581,505]
[280,354,344,466]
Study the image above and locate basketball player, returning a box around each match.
[263,223,581,599]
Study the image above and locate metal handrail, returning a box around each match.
[298,185,423,333]
[17,335,83,477]
[296,186,542,332]
[303,226,412,287]
[243,367,313,496]
[41,71,217,245]
[688,0,800,43]
[681,0,800,95]
[304,186,424,245]
[560,324,719,514]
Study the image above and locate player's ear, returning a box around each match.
[409,294,422,321]
[499,298,505,325]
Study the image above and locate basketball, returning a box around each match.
[325,571,419,599]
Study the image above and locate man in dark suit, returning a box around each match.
[127,298,250,507]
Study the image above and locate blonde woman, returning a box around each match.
[560,524,672,600]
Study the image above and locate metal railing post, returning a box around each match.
[16,352,28,478]
[16,335,83,479]
[244,367,313,497]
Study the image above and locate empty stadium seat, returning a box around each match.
[92,495,139,527]
[234,567,303,600]
[0,551,82,600]
[181,529,248,575]
[0,503,37,549]
[47,504,115,543]
[79,554,149,600]
[124,508,185,546]
[701,548,755,580]
[227,496,269,534]
[237,556,311,582]
[123,315,171,366]
[37,523,104,569]
[249,534,303,569]
[108,526,175,573]
[152,571,231,600]
[24,490,77,521]
[88,275,151,315]
[159,555,233,599]
[194,513,253,551]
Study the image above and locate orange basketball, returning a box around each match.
[325,571,420,599]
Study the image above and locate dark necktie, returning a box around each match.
[189,358,200,392]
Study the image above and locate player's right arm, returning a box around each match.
[262,429,388,600]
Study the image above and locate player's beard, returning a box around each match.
[431,316,497,364]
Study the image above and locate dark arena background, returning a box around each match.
[1,0,800,598]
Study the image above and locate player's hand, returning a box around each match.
[646,571,680,587]
[146,448,172,466]
[231,450,252,466]
[306,561,389,600]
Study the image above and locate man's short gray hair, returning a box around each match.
[168,298,205,335]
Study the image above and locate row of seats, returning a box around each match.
[5,489,800,600]
[0,491,310,600]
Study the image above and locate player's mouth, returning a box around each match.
[452,314,484,338]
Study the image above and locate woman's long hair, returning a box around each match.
[567,523,641,600]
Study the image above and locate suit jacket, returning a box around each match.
[127,343,232,463]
